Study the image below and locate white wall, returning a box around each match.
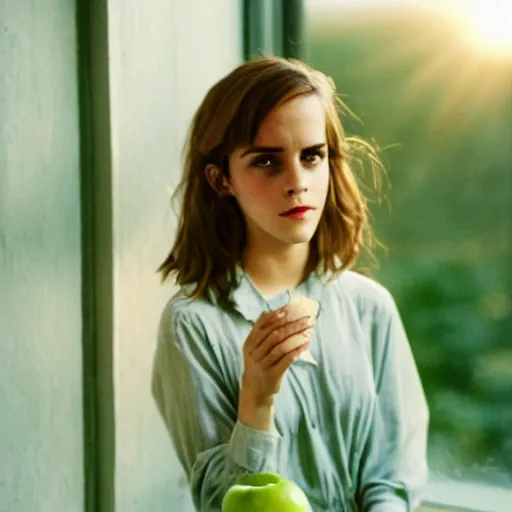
[106,1,242,510]
[0,1,84,511]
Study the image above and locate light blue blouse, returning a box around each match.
[151,269,429,512]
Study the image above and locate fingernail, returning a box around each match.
[277,309,287,318]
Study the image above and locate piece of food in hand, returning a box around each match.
[283,294,319,362]
[222,472,312,512]
[285,294,320,322]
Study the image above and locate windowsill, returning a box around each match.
[420,479,512,512]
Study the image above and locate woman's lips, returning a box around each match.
[279,206,315,219]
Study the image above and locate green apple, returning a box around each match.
[222,472,312,512]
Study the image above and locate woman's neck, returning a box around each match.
[242,242,310,299]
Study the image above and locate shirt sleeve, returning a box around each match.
[151,305,282,511]
[357,293,430,512]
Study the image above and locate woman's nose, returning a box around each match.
[284,161,308,197]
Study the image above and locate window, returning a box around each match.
[304,1,512,510]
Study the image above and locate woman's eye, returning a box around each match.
[302,150,325,166]
[251,156,278,169]
[249,150,325,170]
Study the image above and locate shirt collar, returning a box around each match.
[208,266,330,324]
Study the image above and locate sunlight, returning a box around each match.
[461,1,512,56]
[312,0,512,57]
[307,0,512,140]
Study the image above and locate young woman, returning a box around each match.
[151,57,429,512]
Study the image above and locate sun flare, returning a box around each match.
[459,1,512,56]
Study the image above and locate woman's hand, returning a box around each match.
[238,306,314,430]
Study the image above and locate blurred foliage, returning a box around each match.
[305,6,512,486]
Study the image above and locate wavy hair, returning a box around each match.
[158,56,384,305]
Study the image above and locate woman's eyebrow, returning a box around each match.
[302,143,327,152]
[241,146,284,157]
[241,142,326,157]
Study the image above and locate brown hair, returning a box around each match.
[158,56,384,305]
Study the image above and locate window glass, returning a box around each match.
[304,0,512,503]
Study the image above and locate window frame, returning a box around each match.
[243,0,304,60]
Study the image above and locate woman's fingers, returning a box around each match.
[252,317,313,362]
[244,308,289,355]
[263,330,311,367]
[257,307,288,330]
[270,339,311,380]
[241,306,315,402]
[244,308,286,352]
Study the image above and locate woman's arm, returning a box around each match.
[151,306,282,511]
[357,293,429,512]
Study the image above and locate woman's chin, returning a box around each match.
[280,229,316,246]
[248,224,318,248]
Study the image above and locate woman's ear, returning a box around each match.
[205,164,234,197]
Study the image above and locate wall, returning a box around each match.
[106,1,242,510]
[0,1,84,511]
[0,0,242,509]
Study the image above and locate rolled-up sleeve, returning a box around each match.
[151,305,282,511]
[358,294,429,512]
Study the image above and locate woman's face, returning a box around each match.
[225,93,330,252]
